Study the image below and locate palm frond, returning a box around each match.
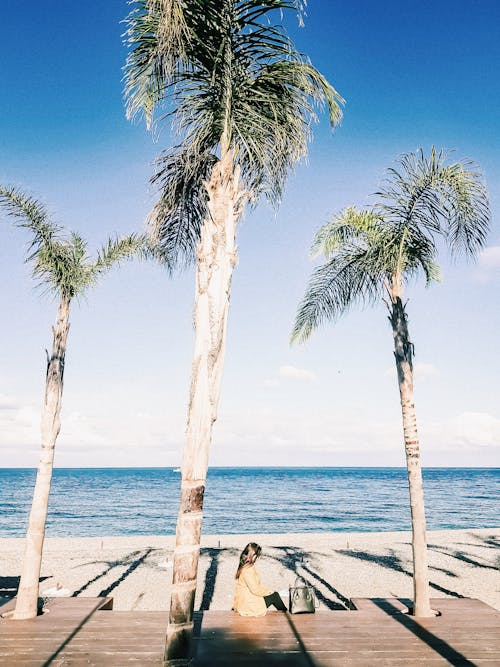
[376,147,490,256]
[31,238,82,299]
[165,29,343,205]
[398,226,440,286]
[123,0,190,127]
[2,184,145,300]
[420,257,441,285]
[232,58,343,204]
[292,248,382,344]
[293,147,489,344]
[33,232,145,300]
[92,234,148,276]
[124,0,344,265]
[438,161,490,257]
[149,149,217,267]
[0,185,60,250]
[311,207,383,258]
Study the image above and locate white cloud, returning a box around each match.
[210,405,500,466]
[262,379,280,388]
[0,394,21,411]
[475,246,500,282]
[479,246,500,269]
[0,399,39,447]
[3,384,498,467]
[278,365,317,382]
[423,411,500,450]
[414,362,438,379]
[214,407,402,459]
[261,364,317,388]
[0,390,186,467]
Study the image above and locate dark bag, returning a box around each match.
[288,577,316,614]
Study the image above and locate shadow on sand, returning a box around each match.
[428,542,499,571]
[72,548,154,598]
[198,545,352,612]
[0,575,51,600]
[199,546,239,611]
[337,547,465,599]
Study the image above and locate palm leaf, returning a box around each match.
[376,147,490,256]
[123,0,190,128]
[1,184,144,299]
[312,207,384,258]
[124,0,344,266]
[293,147,490,342]
[292,248,382,343]
[0,185,59,251]
[149,149,217,266]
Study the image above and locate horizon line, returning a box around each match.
[2,465,498,471]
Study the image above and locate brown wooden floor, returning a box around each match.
[1,598,499,666]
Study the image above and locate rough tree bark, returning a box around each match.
[13,297,71,620]
[388,275,433,618]
[164,150,244,664]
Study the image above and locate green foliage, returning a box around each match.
[377,148,489,257]
[148,150,217,269]
[124,0,344,266]
[0,185,145,301]
[124,0,190,127]
[292,148,490,343]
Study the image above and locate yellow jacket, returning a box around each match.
[233,564,271,617]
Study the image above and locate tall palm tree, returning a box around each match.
[292,148,490,617]
[124,0,343,659]
[0,185,144,620]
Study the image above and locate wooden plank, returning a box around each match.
[195,601,500,666]
[0,596,112,619]
[351,597,499,616]
[0,598,114,666]
[0,598,498,666]
[350,597,411,614]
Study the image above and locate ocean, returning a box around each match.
[0,467,498,538]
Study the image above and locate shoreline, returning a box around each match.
[2,528,498,612]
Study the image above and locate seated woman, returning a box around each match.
[233,542,287,616]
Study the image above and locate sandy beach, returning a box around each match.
[1,529,498,613]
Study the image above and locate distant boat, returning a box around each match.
[173,467,181,473]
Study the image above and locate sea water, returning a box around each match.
[0,467,498,538]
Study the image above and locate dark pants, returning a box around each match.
[264,591,287,611]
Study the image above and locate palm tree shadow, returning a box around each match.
[372,599,477,667]
[198,545,351,612]
[337,549,464,599]
[199,547,238,611]
[269,546,350,610]
[430,564,458,578]
[0,576,51,616]
[192,611,313,666]
[427,543,498,571]
[470,533,499,549]
[0,576,50,600]
[71,548,154,598]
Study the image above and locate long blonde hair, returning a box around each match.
[235,542,262,579]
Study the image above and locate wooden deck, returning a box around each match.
[0,597,499,666]
[0,597,113,666]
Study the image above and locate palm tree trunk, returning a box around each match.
[13,297,71,620]
[390,294,433,617]
[164,151,242,664]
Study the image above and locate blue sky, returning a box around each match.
[1,0,499,468]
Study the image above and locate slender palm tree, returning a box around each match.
[124,0,343,659]
[292,148,490,617]
[0,185,144,620]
